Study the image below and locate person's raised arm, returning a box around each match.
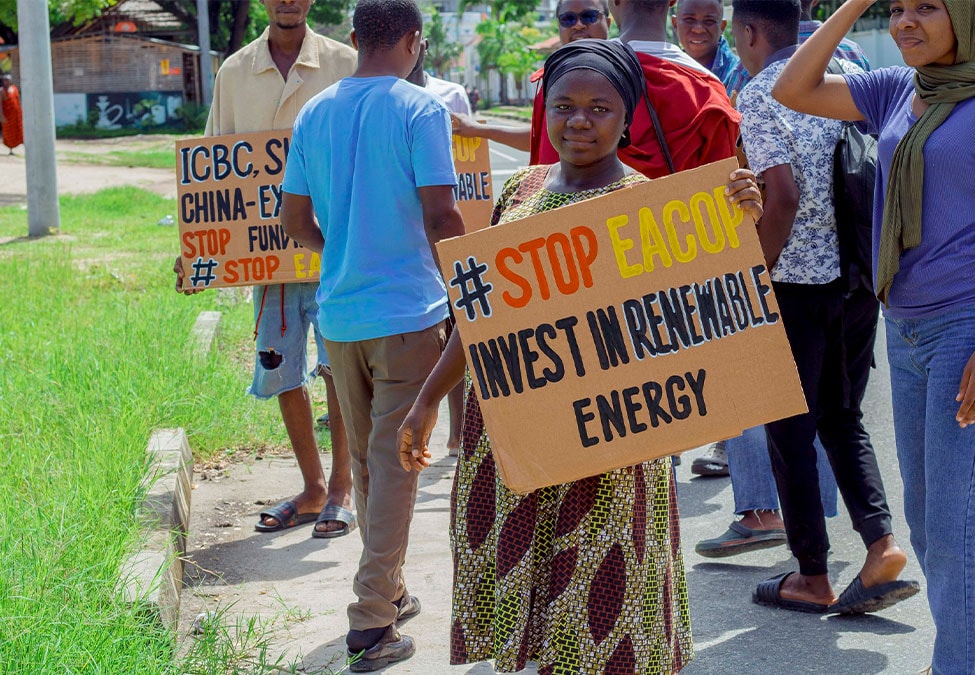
[772,0,874,121]
[418,185,466,270]
[281,192,324,254]
[451,113,531,152]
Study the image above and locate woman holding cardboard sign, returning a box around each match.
[398,40,763,673]
[773,0,975,670]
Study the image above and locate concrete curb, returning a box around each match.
[191,310,222,357]
[119,429,193,632]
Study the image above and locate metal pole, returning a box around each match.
[16,0,60,237]
[197,0,213,105]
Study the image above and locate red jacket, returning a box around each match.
[529,52,740,178]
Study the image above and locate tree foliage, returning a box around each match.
[475,15,539,105]
[0,0,353,54]
[424,6,461,78]
[458,0,538,22]
[0,0,119,32]
[496,25,541,103]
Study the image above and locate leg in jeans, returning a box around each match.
[327,323,447,642]
[729,427,838,518]
[887,308,975,674]
[697,423,838,556]
[251,283,327,528]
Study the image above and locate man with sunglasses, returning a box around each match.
[555,0,613,40]
[528,0,739,176]
[450,0,612,152]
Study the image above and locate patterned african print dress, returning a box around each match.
[449,165,693,674]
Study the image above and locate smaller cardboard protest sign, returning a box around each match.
[437,158,807,494]
[452,135,494,232]
[176,129,320,289]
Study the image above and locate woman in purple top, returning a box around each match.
[773,1,975,672]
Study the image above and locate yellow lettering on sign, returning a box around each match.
[638,207,674,272]
[605,189,745,279]
[606,215,643,279]
[293,252,321,279]
[662,199,697,264]
[452,136,482,163]
[711,186,744,249]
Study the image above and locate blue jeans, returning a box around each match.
[726,426,838,518]
[248,282,329,399]
[886,306,975,675]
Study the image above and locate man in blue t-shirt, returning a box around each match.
[281,0,464,670]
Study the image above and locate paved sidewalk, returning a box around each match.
[180,322,935,674]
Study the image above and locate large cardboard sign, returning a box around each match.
[452,136,494,232]
[176,130,319,289]
[437,158,807,494]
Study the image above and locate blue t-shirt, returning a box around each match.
[845,67,975,319]
[283,76,457,341]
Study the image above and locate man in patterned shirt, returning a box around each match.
[725,0,870,98]
[695,0,875,547]
[732,0,918,615]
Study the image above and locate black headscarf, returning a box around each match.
[541,39,646,147]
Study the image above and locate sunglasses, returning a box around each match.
[558,9,604,28]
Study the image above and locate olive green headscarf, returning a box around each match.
[876,0,975,304]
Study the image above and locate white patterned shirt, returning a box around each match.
[738,56,862,284]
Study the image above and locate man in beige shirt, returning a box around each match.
[177,0,358,538]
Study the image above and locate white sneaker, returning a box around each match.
[691,440,729,476]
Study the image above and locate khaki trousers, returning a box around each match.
[325,321,447,631]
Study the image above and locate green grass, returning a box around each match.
[0,187,334,672]
[61,147,177,170]
[482,104,533,121]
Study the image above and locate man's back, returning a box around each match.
[284,76,456,342]
[738,57,861,285]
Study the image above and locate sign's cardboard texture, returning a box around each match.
[437,158,807,494]
[176,130,315,290]
[176,130,494,289]
[452,136,494,232]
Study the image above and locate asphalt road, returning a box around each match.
[488,141,530,188]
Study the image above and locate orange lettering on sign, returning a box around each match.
[222,255,281,283]
[182,228,232,257]
[495,226,598,308]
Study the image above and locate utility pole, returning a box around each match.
[16,0,60,237]
[197,0,213,105]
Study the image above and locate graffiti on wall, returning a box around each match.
[88,91,183,129]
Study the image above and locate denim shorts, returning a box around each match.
[248,282,329,399]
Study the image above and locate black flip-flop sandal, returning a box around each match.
[254,500,318,532]
[312,503,356,539]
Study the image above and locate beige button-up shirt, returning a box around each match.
[204,26,357,136]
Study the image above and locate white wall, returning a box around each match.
[849,28,906,69]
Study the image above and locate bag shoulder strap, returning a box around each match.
[623,42,677,175]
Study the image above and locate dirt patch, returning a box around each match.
[1,136,179,206]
